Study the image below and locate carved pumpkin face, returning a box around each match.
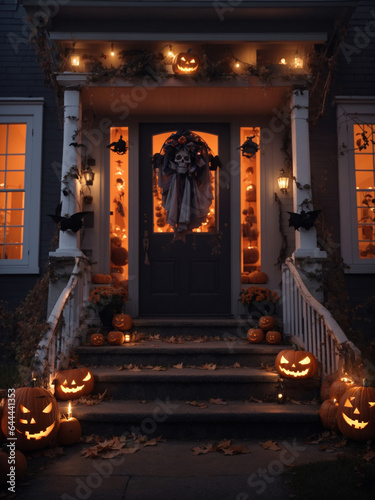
[54,368,94,401]
[112,313,133,331]
[275,349,318,379]
[265,331,282,344]
[247,328,264,344]
[259,316,275,332]
[90,333,105,346]
[337,384,375,441]
[1,385,60,451]
[107,331,125,345]
[172,52,200,75]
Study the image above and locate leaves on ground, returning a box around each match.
[208,398,228,405]
[152,365,167,371]
[192,439,250,456]
[232,362,241,368]
[261,362,276,372]
[246,395,263,403]
[173,362,184,369]
[200,363,217,371]
[80,434,162,459]
[71,390,111,406]
[186,400,208,408]
[260,440,281,451]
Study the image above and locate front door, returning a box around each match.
[139,123,231,317]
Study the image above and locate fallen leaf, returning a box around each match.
[209,398,228,405]
[114,365,123,371]
[186,401,208,408]
[260,440,280,451]
[217,439,232,450]
[201,363,216,371]
[101,451,122,459]
[152,366,167,371]
[247,396,263,403]
[363,450,375,462]
[192,444,215,456]
[232,362,241,368]
[173,363,184,369]
[143,436,162,447]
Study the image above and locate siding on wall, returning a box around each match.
[0,1,62,308]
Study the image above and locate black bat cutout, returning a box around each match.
[107,135,128,155]
[48,203,88,232]
[287,210,321,231]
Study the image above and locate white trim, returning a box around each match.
[50,32,327,42]
[336,96,375,273]
[0,100,44,274]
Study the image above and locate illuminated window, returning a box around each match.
[0,100,43,274]
[240,127,261,274]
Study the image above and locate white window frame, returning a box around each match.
[336,96,375,273]
[0,99,44,274]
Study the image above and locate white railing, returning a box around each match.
[33,256,90,384]
[282,257,361,378]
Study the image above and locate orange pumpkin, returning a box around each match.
[329,379,355,402]
[336,380,375,441]
[107,331,125,345]
[275,349,318,379]
[57,417,82,446]
[54,367,94,401]
[265,331,282,344]
[249,271,268,284]
[92,274,112,284]
[90,333,105,346]
[241,273,251,284]
[172,51,200,75]
[243,246,259,264]
[319,399,339,431]
[247,328,264,344]
[111,246,128,266]
[0,450,27,482]
[259,316,275,332]
[112,313,133,331]
[0,382,60,451]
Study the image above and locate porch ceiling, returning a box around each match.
[81,85,288,117]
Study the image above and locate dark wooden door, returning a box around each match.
[139,123,231,317]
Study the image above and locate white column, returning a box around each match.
[53,90,83,257]
[291,90,326,259]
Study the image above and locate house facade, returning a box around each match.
[1,1,374,323]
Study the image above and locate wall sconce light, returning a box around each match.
[82,166,95,186]
[293,50,304,69]
[70,44,80,67]
[277,169,289,194]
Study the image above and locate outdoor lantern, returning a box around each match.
[293,53,304,69]
[70,44,80,67]
[82,166,95,186]
[277,169,289,194]
[124,333,132,343]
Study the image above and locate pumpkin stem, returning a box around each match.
[29,378,37,387]
[363,378,369,387]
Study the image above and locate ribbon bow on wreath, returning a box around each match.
[152,129,221,241]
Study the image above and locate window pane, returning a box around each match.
[355,154,374,170]
[355,171,375,190]
[7,155,25,171]
[0,125,7,154]
[4,244,22,260]
[354,124,374,154]
[6,171,24,189]
[7,124,26,154]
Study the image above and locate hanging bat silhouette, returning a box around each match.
[107,135,128,155]
[237,136,259,158]
[48,203,88,232]
[287,210,321,231]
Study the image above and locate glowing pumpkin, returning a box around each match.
[275,349,318,379]
[92,274,112,284]
[265,331,282,345]
[172,51,200,75]
[247,328,264,344]
[336,380,375,441]
[90,333,105,346]
[0,382,60,451]
[54,367,94,401]
[0,450,27,482]
[319,399,339,432]
[329,378,355,402]
[107,331,125,345]
[259,316,275,332]
[243,247,259,264]
[112,313,133,331]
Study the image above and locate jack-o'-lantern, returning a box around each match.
[54,367,94,401]
[107,331,125,345]
[247,328,264,344]
[90,333,105,346]
[112,313,133,331]
[265,331,282,345]
[336,379,375,441]
[0,450,27,482]
[319,399,339,432]
[0,382,60,451]
[275,349,318,379]
[259,316,275,332]
[172,51,200,75]
[329,378,355,402]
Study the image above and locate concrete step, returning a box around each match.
[87,365,320,402]
[62,399,321,439]
[75,340,284,368]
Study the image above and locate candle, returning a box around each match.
[124,334,131,343]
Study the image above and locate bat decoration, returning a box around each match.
[287,210,321,231]
[48,203,88,232]
[238,136,259,159]
[107,135,128,155]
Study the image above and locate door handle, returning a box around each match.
[143,230,150,265]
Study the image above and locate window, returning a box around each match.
[336,97,375,272]
[0,99,43,274]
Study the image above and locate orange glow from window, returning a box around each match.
[0,123,26,260]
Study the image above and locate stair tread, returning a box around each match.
[77,340,286,354]
[90,366,281,381]
[63,400,319,422]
